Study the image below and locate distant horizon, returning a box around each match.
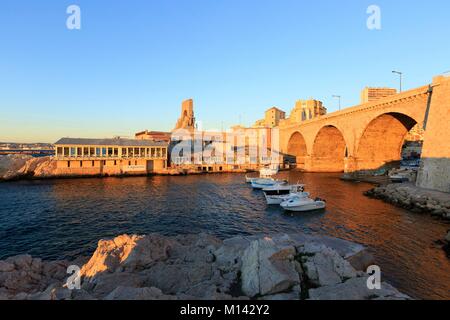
[1,0,450,143]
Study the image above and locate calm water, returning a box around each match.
[0,172,449,299]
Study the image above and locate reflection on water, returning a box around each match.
[0,172,449,299]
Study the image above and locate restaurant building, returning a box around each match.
[54,138,168,176]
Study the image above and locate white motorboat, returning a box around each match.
[251,178,286,190]
[245,175,260,183]
[262,183,304,195]
[264,191,310,205]
[259,164,279,177]
[280,197,326,212]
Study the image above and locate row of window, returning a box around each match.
[56,146,167,158]
[67,160,141,168]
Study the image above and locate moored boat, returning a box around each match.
[251,178,286,190]
[259,165,279,177]
[264,191,310,205]
[280,197,326,212]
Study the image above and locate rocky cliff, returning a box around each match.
[0,155,57,181]
[0,233,411,300]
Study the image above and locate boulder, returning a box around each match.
[214,236,252,272]
[241,236,300,297]
[104,286,177,300]
[80,234,173,280]
[300,245,357,287]
[84,272,146,298]
[308,277,411,300]
[241,240,260,296]
[0,261,15,273]
[142,262,215,295]
[346,250,375,271]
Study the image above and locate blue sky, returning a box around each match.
[1,0,449,143]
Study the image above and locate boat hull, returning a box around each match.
[281,201,326,212]
[264,192,310,205]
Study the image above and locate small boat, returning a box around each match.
[263,183,306,205]
[264,191,310,205]
[280,197,326,212]
[389,174,409,183]
[259,164,279,177]
[251,178,286,190]
[262,183,304,195]
[245,175,260,183]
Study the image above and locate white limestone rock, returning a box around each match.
[241,236,300,297]
[300,244,358,287]
[308,277,411,300]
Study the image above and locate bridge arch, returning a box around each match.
[355,112,418,170]
[287,131,307,168]
[312,125,347,172]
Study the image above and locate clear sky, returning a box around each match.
[1,0,449,143]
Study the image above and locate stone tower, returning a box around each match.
[174,99,195,130]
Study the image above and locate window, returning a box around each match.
[57,147,62,156]
[102,148,107,157]
[107,147,113,157]
[122,148,127,157]
[77,147,82,156]
[80,161,83,167]
[90,147,95,156]
[83,147,89,156]
[102,160,106,165]
[68,161,71,168]
[128,161,131,166]
[70,147,76,157]
[96,148,101,157]
[64,147,69,156]
[92,161,95,167]
[113,148,118,157]
[114,160,117,166]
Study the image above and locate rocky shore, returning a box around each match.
[0,155,249,181]
[0,232,411,300]
[364,183,450,220]
[0,155,57,181]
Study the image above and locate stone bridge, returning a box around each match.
[279,75,450,192]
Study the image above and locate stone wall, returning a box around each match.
[416,76,450,193]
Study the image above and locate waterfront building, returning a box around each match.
[54,138,168,176]
[166,100,281,171]
[360,87,397,104]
